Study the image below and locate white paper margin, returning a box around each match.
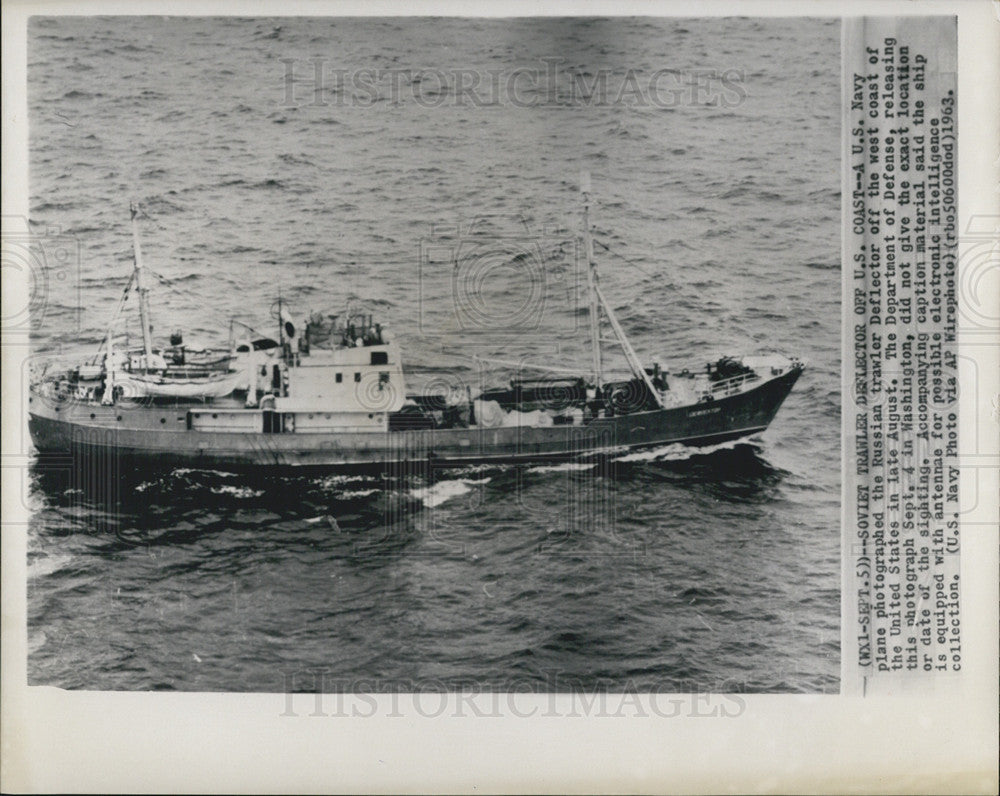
[2,2,997,793]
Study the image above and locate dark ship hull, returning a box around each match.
[28,366,802,473]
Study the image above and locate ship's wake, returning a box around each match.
[28,435,784,539]
[612,436,761,462]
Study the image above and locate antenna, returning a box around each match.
[277,289,285,355]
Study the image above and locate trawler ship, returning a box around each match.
[28,177,804,471]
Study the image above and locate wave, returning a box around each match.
[410,477,491,508]
[62,89,101,100]
[209,485,264,498]
[613,437,753,463]
[527,462,597,473]
[27,552,74,580]
[172,467,240,478]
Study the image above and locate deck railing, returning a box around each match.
[701,370,761,399]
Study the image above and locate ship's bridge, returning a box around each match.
[275,342,406,416]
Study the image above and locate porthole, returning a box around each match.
[161,418,167,424]
[116,416,122,421]
[90,413,95,419]
[212,413,218,419]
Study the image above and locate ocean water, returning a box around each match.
[26,16,841,693]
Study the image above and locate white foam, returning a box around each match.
[209,485,264,498]
[528,462,597,473]
[338,488,380,499]
[304,515,343,531]
[27,553,73,580]
[316,473,374,490]
[411,477,491,508]
[173,467,239,478]
[438,464,508,478]
[614,437,752,462]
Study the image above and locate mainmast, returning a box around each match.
[593,282,664,408]
[129,202,154,370]
[581,171,603,389]
[579,173,665,410]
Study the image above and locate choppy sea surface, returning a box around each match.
[26,16,840,692]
